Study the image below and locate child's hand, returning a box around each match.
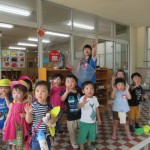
[49,117,58,125]
[112,87,116,91]
[66,86,71,93]
[135,82,140,87]
[25,103,33,114]
[143,94,148,99]
[50,80,54,88]
[20,113,26,118]
[125,85,130,91]
[97,118,102,125]
[82,96,88,105]
[91,42,97,49]
[2,92,8,99]
[112,75,116,81]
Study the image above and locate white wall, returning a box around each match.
[130,26,148,82]
[130,26,137,74]
[137,27,146,68]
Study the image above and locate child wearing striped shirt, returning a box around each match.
[25,81,57,150]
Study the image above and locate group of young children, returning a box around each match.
[0,42,147,150]
[111,69,147,140]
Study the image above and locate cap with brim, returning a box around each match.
[10,80,29,89]
[19,76,31,81]
[0,79,11,86]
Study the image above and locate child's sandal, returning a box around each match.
[112,134,116,140]
[127,134,133,140]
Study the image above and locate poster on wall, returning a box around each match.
[49,50,61,62]
[2,51,10,68]
[1,50,25,68]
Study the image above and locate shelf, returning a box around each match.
[96,69,108,109]
[38,68,109,110]
[2,70,21,80]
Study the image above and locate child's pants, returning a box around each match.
[67,119,79,145]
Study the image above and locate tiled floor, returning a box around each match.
[0,101,150,150]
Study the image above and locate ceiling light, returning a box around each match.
[9,46,26,50]
[67,21,94,30]
[28,37,50,43]
[0,4,31,16]
[0,23,14,28]
[45,31,70,37]
[18,42,37,47]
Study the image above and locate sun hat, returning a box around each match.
[0,79,11,86]
[10,80,29,89]
[19,76,31,81]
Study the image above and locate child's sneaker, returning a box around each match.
[71,144,79,149]
[129,125,135,133]
[58,130,65,134]
[112,133,116,140]
[135,123,141,128]
[127,134,133,140]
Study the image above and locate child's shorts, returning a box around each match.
[129,106,140,120]
[112,111,129,121]
[77,121,96,144]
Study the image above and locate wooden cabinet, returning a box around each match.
[39,68,108,109]
[38,68,72,83]
[96,69,108,110]
[46,69,72,83]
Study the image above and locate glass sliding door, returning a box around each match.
[115,43,128,70]
[115,43,129,81]
[97,39,114,69]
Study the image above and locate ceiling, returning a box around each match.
[0,0,150,52]
[48,0,150,27]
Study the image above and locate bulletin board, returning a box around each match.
[1,50,25,68]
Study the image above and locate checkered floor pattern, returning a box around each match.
[0,101,150,150]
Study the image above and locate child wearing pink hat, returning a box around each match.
[3,80,30,150]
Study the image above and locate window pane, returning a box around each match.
[147,50,150,67]
[98,18,113,37]
[97,40,114,69]
[74,36,95,59]
[116,43,128,70]
[73,10,96,34]
[148,28,150,49]
[97,42,105,67]
[106,42,113,68]
[0,0,37,23]
[43,32,70,68]
[42,2,71,31]
[116,24,129,41]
